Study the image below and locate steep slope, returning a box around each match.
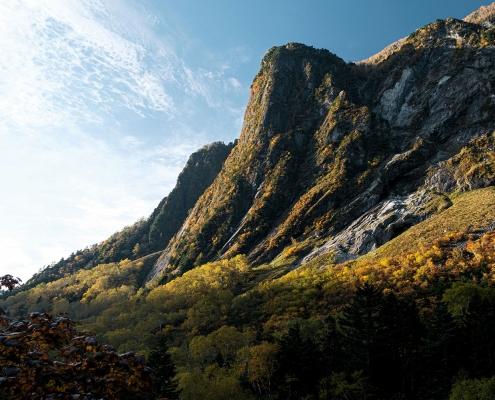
[305,186,495,269]
[3,191,495,398]
[149,16,495,281]
[147,141,236,251]
[22,141,234,290]
[148,44,369,279]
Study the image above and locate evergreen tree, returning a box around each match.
[376,292,423,398]
[339,283,384,375]
[338,283,424,398]
[274,322,321,398]
[147,342,179,399]
[420,302,466,399]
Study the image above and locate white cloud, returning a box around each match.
[0,0,248,282]
[0,234,35,281]
[0,125,189,281]
[228,77,242,89]
[120,135,144,150]
[0,0,214,132]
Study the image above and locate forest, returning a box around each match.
[3,200,495,398]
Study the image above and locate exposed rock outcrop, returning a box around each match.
[301,190,451,264]
[147,11,495,282]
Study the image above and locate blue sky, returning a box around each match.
[0,0,489,281]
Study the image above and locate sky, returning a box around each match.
[0,0,490,281]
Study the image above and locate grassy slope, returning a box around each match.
[355,186,495,264]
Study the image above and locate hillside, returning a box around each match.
[2,187,495,398]
[17,141,234,292]
[3,3,495,399]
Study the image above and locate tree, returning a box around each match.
[450,375,495,400]
[176,365,252,400]
[147,341,179,399]
[339,283,384,375]
[246,341,279,397]
[0,275,21,292]
[421,302,465,399]
[444,283,495,378]
[0,311,156,399]
[339,284,423,398]
[132,243,141,258]
[322,370,374,400]
[275,322,321,398]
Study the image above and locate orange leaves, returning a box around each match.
[0,312,156,399]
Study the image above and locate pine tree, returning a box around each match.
[275,322,321,398]
[147,342,179,399]
[339,283,384,375]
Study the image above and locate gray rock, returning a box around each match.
[301,190,449,265]
[146,21,495,282]
[380,68,413,123]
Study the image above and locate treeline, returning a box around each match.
[159,280,495,399]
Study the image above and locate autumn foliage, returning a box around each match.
[0,275,155,399]
[0,275,21,292]
[0,311,156,399]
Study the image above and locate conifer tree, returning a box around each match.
[275,322,321,398]
[339,283,384,375]
[147,341,179,399]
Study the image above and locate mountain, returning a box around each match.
[4,4,495,399]
[148,14,495,281]
[21,141,234,291]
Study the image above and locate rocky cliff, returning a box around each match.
[148,11,495,281]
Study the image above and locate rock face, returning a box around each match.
[147,141,236,251]
[148,11,495,281]
[425,133,495,192]
[301,190,452,265]
[464,3,495,27]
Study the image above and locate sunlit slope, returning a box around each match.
[2,187,494,357]
[4,4,495,398]
[354,186,495,264]
[149,16,495,282]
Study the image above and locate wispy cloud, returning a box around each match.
[0,125,191,280]
[0,0,213,132]
[0,0,250,281]
[228,77,242,90]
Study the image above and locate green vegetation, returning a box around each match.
[161,16,495,276]
[164,45,381,273]
[3,188,495,398]
[4,6,495,398]
[0,276,155,399]
[357,186,495,263]
[450,375,495,400]
[0,312,155,399]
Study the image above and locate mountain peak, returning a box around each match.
[464,2,495,27]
